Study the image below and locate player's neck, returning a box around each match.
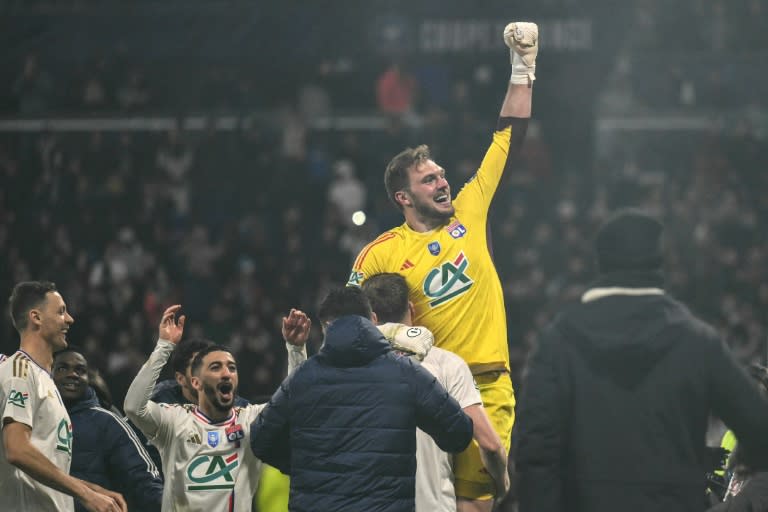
[181,387,197,404]
[197,402,232,423]
[18,335,54,372]
[404,214,445,233]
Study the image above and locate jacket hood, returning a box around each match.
[68,386,100,413]
[556,290,690,387]
[319,315,392,367]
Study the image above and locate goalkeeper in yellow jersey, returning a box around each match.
[348,21,538,511]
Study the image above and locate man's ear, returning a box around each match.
[190,375,201,392]
[407,301,416,326]
[370,311,378,325]
[175,372,186,387]
[395,190,412,208]
[28,308,43,329]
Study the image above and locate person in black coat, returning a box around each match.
[52,347,163,512]
[250,286,474,512]
[514,209,768,512]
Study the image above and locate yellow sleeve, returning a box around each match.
[347,232,398,286]
[454,118,528,218]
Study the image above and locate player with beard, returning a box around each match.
[348,21,538,511]
[124,305,307,512]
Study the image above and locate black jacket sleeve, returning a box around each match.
[410,359,473,453]
[514,324,568,512]
[104,412,164,511]
[250,376,293,473]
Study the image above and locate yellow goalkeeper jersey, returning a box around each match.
[349,124,518,373]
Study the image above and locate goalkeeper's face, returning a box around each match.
[405,160,454,222]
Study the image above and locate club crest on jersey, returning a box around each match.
[423,251,474,307]
[187,453,239,491]
[428,241,441,256]
[207,431,220,448]
[226,424,245,443]
[446,220,467,239]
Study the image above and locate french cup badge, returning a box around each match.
[428,241,441,256]
[207,431,220,448]
[226,424,245,443]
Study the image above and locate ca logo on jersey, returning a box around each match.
[187,453,239,490]
[56,418,72,455]
[346,270,364,286]
[423,252,474,307]
[8,389,29,408]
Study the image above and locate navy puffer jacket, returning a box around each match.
[250,315,473,512]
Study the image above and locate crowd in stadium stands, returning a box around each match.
[6,1,768,117]
[1,0,766,409]
[1,108,766,407]
[601,0,768,112]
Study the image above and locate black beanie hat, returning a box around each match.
[595,209,663,273]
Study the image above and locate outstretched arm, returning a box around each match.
[457,22,538,212]
[501,22,537,119]
[500,83,532,119]
[282,308,310,374]
[124,305,185,440]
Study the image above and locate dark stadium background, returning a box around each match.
[0,0,765,442]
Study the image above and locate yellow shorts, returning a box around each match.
[454,370,515,500]
[255,464,290,512]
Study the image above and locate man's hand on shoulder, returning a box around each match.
[378,323,434,361]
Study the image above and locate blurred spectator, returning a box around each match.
[82,74,107,110]
[12,53,53,115]
[116,67,151,110]
[376,61,417,115]
[155,129,194,216]
[298,62,332,120]
[327,159,366,226]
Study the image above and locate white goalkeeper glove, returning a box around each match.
[377,323,434,361]
[504,22,538,85]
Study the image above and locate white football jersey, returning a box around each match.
[126,339,306,512]
[151,402,265,512]
[0,350,74,512]
[415,347,482,512]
